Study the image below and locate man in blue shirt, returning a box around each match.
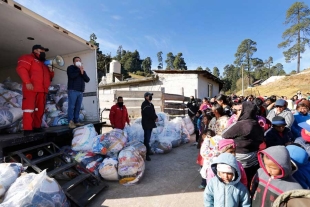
[67,57,90,128]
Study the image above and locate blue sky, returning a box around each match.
[15,0,310,74]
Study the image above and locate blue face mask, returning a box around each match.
[299,111,308,116]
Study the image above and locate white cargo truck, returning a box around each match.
[0,0,104,160]
[0,2,108,206]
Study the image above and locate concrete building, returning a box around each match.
[98,69,223,119]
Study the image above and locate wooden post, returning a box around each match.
[161,91,165,112]
[182,87,185,115]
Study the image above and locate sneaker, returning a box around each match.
[69,121,76,129]
[198,185,206,189]
[192,142,198,146]
[146,156,151,161]
[75,122,84,126]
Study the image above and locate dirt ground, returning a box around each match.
[87,132,204,207]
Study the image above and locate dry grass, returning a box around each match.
[237,70,310,98]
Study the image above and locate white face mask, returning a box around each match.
[75,61,82,67]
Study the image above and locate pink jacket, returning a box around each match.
[206,160,248,187]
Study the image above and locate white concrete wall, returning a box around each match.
[157,74,198,97]
[98,73,221,118]
[196,74,220,99]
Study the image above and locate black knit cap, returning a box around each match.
[32,44,49,52]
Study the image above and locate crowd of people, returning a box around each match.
[187,92,310,206]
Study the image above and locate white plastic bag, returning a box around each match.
[183,115,195,135]
[0,163,24,198]
[124,123,144,143]
[118,146,145,185]
[156,112,169,127]
[126,140,147,160]
[92,129,127,158]
[72,124,98,151]
[98,158,119,181]
[0,170,69,207]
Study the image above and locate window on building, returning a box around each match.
[208,84,213,98]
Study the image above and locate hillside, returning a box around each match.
[237,70,310,98]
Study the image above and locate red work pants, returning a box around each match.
[22,91,46,130]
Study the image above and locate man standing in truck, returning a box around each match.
[16,44,54,136]
[141,92,158,161]
[67,57,90,129]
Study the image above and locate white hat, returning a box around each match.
[217,163,234,173]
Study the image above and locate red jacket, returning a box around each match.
[109,104,130,129]
[16,54,54,93]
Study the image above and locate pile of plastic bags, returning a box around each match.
[0,78,89,133]
[43,84,87,127]
[65,113,194,186]
[0,78,23,133]
[124,113,193,154]
[0,170,70,207]
[68,124,148,185]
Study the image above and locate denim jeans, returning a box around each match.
[68,90,83,123]
[143,128,153,155]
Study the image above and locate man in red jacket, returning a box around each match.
[16,45,54,135]
[109,96,130,129]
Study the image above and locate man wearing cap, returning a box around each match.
[267,99,294,129]
[294,120,310,157]
[16,45,54,136]
[141,92,158,161]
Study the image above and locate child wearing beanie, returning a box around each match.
[206,139,248,187]
[204,153,250,207]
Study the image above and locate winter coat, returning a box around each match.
[16,53,54,93]
[264,127,294,148]
[200,102,211,111]
[206,160,248,187]
[109,104,130,130]
[141,100,158,129]
[204,153,251,207]
[195,115,203,131]
[294,129,310,157]
[187,99,198,117]
[272,189,310,207]
[67,65,90,92]
[250,146,303,207]
[267,108,294,129]
[222,102,264,154]
[291,112,310,138]
[286,145,310,189]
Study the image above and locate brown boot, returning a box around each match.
[75,122,84,126]
[69,120,76,129]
